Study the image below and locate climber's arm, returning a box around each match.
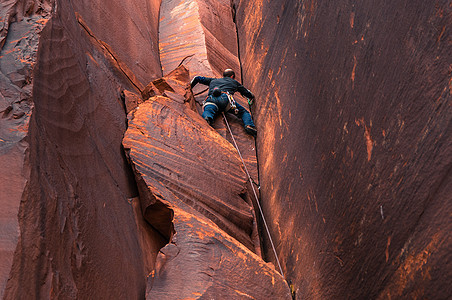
[237,84,255,101]
[190,76,212,88]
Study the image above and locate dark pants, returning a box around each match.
[202,94,255,127]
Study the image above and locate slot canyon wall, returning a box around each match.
[2,0,164,298]
[1,0,289,299]
[0,0,450,299]
[233,0,451,299]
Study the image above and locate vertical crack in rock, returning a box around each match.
[75,14,144,93]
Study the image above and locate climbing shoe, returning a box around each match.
[245,125,257,136]
[204,117,213,126]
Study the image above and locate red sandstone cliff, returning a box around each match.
[1,0,289,298]
[234,0,451,299]
[0,0,450,299]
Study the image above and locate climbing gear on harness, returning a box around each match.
[225,92,239,114]
[222,112,285,278]
[247,97,254,106]
[203,91,239,115]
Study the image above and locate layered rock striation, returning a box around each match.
[1,0,450,299]
[3,0,163,298]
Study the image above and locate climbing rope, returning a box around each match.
[221,112,285,279]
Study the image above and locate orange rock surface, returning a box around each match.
[1,0,449,299]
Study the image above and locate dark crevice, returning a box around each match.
[76,14,143,93]
[231,0,265,251]
[122,147,174,246]
[231,2,244,84]
[230,1,261,192]
[231,1,291,293]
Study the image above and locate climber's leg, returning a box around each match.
[235,102,257,136]
[202,102,218,125]
[235,102,255,128]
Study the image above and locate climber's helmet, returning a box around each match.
[223,69,235,79]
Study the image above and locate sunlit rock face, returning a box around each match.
[234,0,451,299]
[159,0,240,78]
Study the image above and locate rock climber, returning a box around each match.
[190,69,257,136]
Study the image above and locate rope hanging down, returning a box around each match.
[221,112,285,278]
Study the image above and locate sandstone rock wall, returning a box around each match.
[2,0,290,298]
[3,0,163,298]
[234,0,451,299]
[69,0,163,87]
[2,0,449,298]
[0,1,52,296]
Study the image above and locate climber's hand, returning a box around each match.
[190,77,197,89]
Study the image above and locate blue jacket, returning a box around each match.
[191,76,255,99]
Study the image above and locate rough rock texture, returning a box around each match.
[3,0,163,298]
[123,66,290,299]
[69,0,163,88]
[0,1,52,296]
[234,0,451,299]
[3,0,449,298]
[147,206,288,299]
[159,0,240,78]
[2,0,288,298]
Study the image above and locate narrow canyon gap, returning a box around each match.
[0,0,450,299]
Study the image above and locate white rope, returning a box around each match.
[221,113,285,278]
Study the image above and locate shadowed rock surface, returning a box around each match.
[0,1,52,296]
[70,0,163,88]
[3,0,163,298]
[234,0,451,299]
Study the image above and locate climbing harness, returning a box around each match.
[202,92,239,115]
[221,112,285,279]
